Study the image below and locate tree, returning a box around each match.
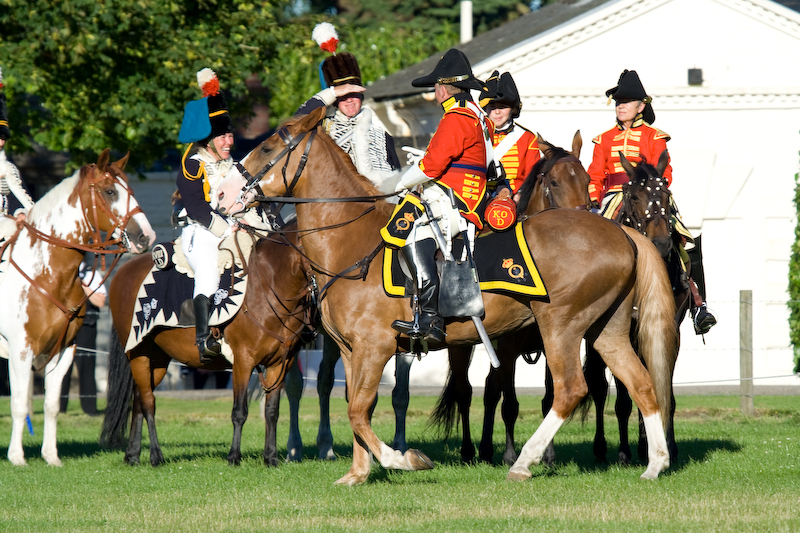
[788,171,800,374]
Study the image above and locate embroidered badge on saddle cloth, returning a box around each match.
[382,221,548,299]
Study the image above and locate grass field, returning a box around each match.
[1,392,798,533]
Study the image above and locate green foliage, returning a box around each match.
[789,171,800,374]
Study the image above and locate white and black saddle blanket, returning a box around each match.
[124,242,248,352]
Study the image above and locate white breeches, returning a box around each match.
[181,224,225,298]
[406,184,463,257]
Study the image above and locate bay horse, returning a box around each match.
[0,149,155,466]
[580,150,687,465]
[436,132,593,465]
[216,107,677,485]
[101,226,312,467]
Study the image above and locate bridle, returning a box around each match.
[1,165,144,366]
[618,171,672,237]
[535,154,589,210]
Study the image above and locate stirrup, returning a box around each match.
[197,336,222,364]
[692,304,717,335]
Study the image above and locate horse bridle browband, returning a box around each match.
[619,173,671,236]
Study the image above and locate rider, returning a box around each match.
[389,49,492,342]
[479,70,540,199]
[0,67,34,224]
[587,69,717,335]
[176,67,236,362]
[296,22,402,191]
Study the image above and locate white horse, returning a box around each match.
[0,149,155,466]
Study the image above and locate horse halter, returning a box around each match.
[83,167,143,257]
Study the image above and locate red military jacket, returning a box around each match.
[492,124,540,193]
[587,115,672,203]
[419,93,492,227]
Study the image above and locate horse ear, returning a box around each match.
[97,148,111,172]
[656,150,669,178]
[619,152,636,178]
[296,106,326,133]
[114,152,130,171]
[538,133,554,159]
[571,130,582,158]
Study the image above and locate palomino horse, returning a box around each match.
[101,226,312,466]
[217,107,677,485]
[0,149,155,466]
[579,150,686,464]
[435,132,593,465]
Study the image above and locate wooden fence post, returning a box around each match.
[740,290,754,417]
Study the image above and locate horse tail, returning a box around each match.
[627,228,678,430]
[100,328,133,448]
[429,370,460,439]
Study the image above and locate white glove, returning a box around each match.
[396,164,432,192]
[402,146,425,167]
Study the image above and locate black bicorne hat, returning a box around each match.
[412,49,484,91]
[0,67,10,141]
[479,70,522,118]
[605,69,655,124]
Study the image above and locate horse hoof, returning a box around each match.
[319,448,336,461]
[8,456,27,467]
[45,457,63,467]
[334,473,367,486]
[406,449,434,471]
[506,467,532,482]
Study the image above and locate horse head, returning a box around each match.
[218,107,326,216]
[618,150,672,259]
[517,130,591,215]
[79,148,156,254]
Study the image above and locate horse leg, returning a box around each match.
[228,360,252,467]
[7,345,34,466]
[316,334,339,460]
[284,357,304,462]
[263,384,282,466]
[443,345,475,463]
[594,326,669,479]
[41,346,76,466]
[584,345,609,463]
[479,356,500,464]
[508,335,586,481]
[498,350,520,466]
[391,353,413,453]
[614,377,633,464]
[128,353,167,466]
[540,364,556,467]
[336,342,432,486]
[126,386,144,466]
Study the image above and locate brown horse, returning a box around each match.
[216,107,677,485]
[1,149,155,466]
[100,227,311,466]
[436,132,593,465]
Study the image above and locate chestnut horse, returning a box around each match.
[217,107,677,485]
[101,227,312,466]
[0,149,155,466]
[436,132,593,464]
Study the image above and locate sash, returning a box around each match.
[493,126,526,161]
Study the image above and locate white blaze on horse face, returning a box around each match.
[217,168,248,215]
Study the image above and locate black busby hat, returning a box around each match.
[0,67,10,141]
[479,71,522,118]
[178,68,234,144]
[312,23,362,88]
[412,49,484,91]
[605,69,655,124]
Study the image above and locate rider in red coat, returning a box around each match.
[589,69,716,335]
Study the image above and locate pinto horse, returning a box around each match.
[101,226,312,466]
[436,132,593,465]
[0,149,155,466]
[216,107,677,485]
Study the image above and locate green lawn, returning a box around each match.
[0,393,798,533]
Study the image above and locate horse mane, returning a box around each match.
[27,170,81,224]
[516,143,573,213]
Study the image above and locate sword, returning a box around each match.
[419,198,500,368]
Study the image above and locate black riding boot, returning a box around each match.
[687,235,717,335]
[194,294,221,363]
[392,239,444,343]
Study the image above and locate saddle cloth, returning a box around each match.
[382,221,548,299]
[124,249,248,354]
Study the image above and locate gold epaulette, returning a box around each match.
[653,128,671,141]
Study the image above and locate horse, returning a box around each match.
[216,107,677,485]
[435,132,594,465]
[578,150,687,465]
[0,149,155,466]
[100,225,313,467]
